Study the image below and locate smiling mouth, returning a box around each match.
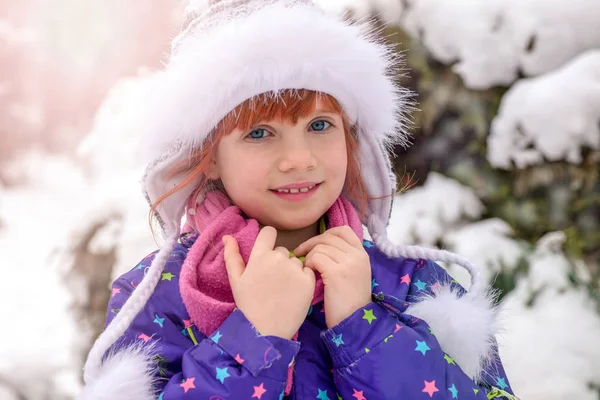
[273,183,318,194]
[269,182,323,200]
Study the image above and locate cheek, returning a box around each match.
[219,150,268,189]
[320,137,348,177]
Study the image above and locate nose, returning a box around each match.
[277,136,317,172]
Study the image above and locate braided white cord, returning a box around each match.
[83,230,180,384]
[367,215,483,299]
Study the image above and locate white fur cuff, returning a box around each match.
[405,284,499,382]
[79,344,158,400]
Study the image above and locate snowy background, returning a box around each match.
[1,1,599,399]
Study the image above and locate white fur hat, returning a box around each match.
[82,1,497,396]
[141,0,411,237]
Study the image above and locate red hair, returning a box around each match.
[150,90,381,229]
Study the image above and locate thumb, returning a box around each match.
[223,235,245,284]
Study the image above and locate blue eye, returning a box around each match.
[310,120,331,131]
[247,128,269,140]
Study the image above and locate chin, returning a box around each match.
[242,194,339,230]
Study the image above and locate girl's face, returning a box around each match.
[208,99,348,231]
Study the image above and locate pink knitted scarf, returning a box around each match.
[179,190,363,393]
[180,190,363,335]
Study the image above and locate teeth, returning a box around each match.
[276,184,315,194]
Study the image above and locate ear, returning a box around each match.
[207,157,220,180]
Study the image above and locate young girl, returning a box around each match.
[81,1,517,399]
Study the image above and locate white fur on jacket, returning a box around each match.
[78,284,499,399]
[405,284,500,383]
[79,343,158,400]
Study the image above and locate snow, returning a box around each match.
[443,219,526,288]
[385,173,530,288]
[488,49,600,169]
[0,152,88,399]
[0,158,154,398]
[76,71,157,177]
[0,73,158,397]
[75,72,159,279]
[387,172,485,247]
[498,235,600,399]
[398,0,600,89]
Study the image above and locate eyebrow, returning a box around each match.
[312,109,337,115]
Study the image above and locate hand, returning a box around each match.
[293,226,372,328]
[223,226,316,340]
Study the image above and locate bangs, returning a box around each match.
[217,90,344,134]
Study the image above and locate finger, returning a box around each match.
[324,226,363,249]
[290,257,304,270]
[304,252,335,275]
[294,232,353,256]
[223,235,245,284]
[274,246,291,258]
[305,243,345,263]
[253,226,277,253]
[302,265,316,284]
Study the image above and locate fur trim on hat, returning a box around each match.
[139,0,412,235]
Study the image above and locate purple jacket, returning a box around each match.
[102,232,516,399]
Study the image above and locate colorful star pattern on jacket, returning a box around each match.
[102,233,517,399]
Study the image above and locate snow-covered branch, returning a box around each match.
[488,50,600,169]
[400,0,600,89]
[498,233,600,399]
[443,219,526,286]
[387,172,484,246]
